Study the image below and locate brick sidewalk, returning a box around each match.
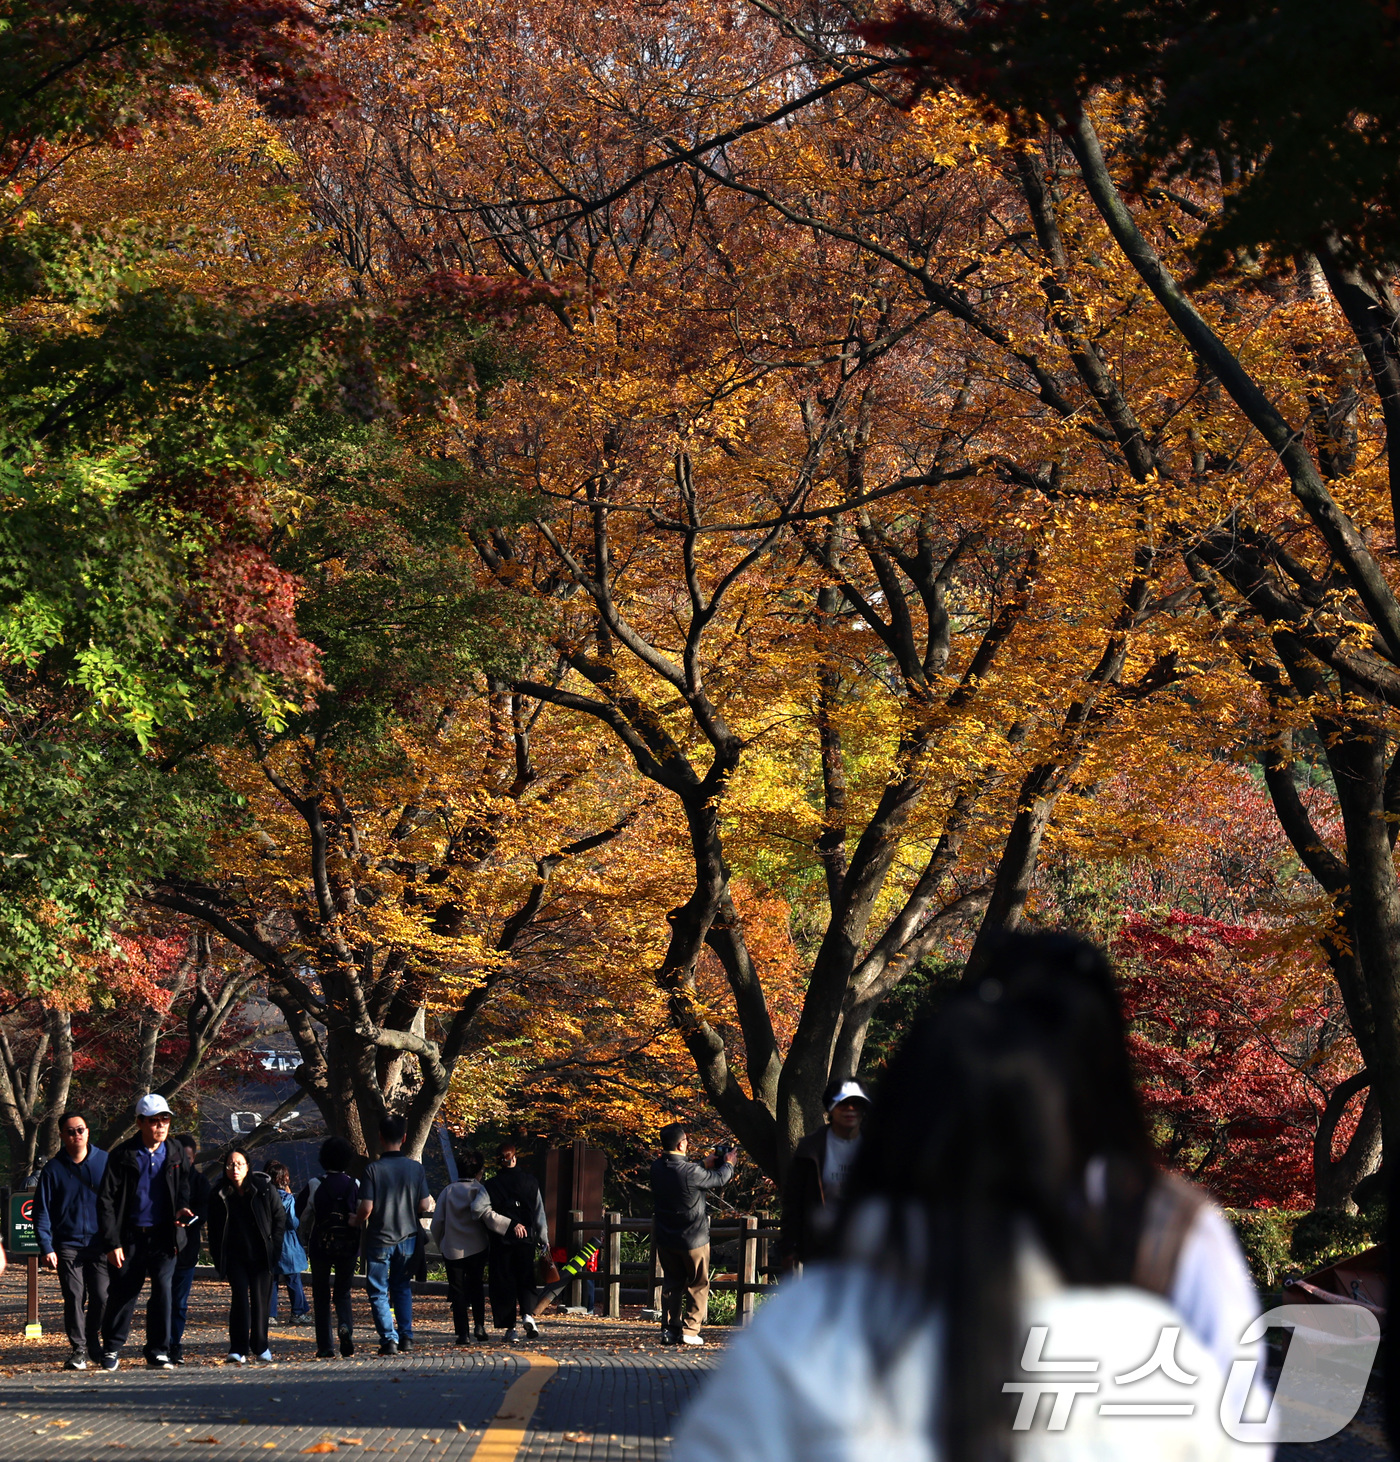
[0,1275,1384,1461]
[0,1278,718,1460]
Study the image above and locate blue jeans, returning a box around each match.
[171,1264,197,1349]
[365,1237,415,1344]
[269,1271,308,1319]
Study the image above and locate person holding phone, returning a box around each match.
[94,1094,196,1371]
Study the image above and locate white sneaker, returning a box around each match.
[225,1353,245,1365]
[253,1351,275,1365]
[503,1328,520,1344]
[521,1314,539,1339]
[680,1333,705,1346]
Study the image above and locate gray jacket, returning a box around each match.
[651,1150,733,1250]
[430,1179,509,1261]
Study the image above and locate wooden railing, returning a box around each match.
[563,1210,779,1323]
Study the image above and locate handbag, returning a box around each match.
[536,1244,561,1286]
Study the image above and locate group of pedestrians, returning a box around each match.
[30,1106,553,1366]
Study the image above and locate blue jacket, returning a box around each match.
[276,1189,308,1274]
[34,1147,108,1252]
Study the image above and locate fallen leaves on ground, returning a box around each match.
[303,1446,338,1455]
[564,1432,593,1443]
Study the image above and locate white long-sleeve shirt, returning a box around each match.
[673,1246,1262,1462]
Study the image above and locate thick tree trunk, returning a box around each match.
[1314,1076,1382,1214]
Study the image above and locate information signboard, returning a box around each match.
[8,1193,39,1256]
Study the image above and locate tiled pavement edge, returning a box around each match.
[0,1346,717,1462]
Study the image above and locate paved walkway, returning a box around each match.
[0,1281,1386,1459]
[0,1346,713,1461]
[0,1282,718,1462]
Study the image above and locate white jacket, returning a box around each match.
[672,1249,1263,1462]
[429,1179,508,1261]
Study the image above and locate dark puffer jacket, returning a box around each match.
[207,1173,287,1274]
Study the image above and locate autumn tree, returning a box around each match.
[859,0,1400,1188]
[0,924,261,1183]
[0,21,561,994]
[279,0,1272,1179]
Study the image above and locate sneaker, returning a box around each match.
[659,1328,678,1345]
[253,1351,275,1366]
[64,1351,87,1371]
[294,1314,314,1327]
[170,1350,185,1367]
[397,1335,414,1353]
[378,1341,398,1357]
[680,1333,705,1347]
[502,1328,519,1344]
[225,1353,245,1366]
[146,1354,176,1370]
[474,1325,488,1342]
[338,1325,355,1359]
[521,1314,539,1339]
[99,1353,119,1372]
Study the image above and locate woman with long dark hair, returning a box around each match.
[207,1149,287,1366]
[673,932,1259,1462]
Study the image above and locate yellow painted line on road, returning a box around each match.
[467,1353,559,1462]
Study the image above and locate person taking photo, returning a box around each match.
[650,1125,736,1347]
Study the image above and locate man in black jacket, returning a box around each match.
[95,1094,196,1371]
[649,1124,735,1347]
[778,1077,870,1271]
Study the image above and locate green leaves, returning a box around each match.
[0,725,220,989]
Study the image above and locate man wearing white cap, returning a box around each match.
[94,1094,197,1371]
[778,1077,870,1271]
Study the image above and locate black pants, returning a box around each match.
[310,1253,356,1354]
[56,1247,108,1359]
[101,1232,177,1359]
[446,1251,487,1338]
[226,1259,274,1358]
[488,1241,538,1329]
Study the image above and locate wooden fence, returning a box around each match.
[563,1211,779,1323]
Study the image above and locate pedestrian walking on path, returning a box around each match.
[307,1136,361,1359]
[778,1078,869,1271]
[672,931,1258,1462]
[207,1148,287,1366]
[34,1109,108,1370]
[484,1140,548,1344]
[95,1093,196,1372]
[431,1146,509,1344]
[168,1134,210,1366]
[264,1159,311,1325]
[356,1114,432,1356]
[649,1124,735,1347]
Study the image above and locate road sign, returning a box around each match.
[7,1193,39,1256]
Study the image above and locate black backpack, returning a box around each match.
[311,1173,360,1260]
